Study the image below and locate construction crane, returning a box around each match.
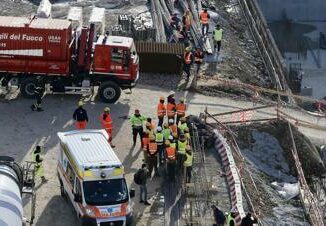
[0,156,36,226]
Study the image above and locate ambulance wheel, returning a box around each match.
[98,81,121,103]
[20,77,37,98]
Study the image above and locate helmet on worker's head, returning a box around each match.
[165,140,170,146]
[185,46,192,52]
[204,8,208,12]
[184,127,189,133]
[135,109,140,114]
[159,96,165,101]
[179,133,185,140]
[168,91,175,97]
[35,145,41,153]
[157,126,162,132]
[104,107,110,113]
[78,101,84,107]
[163,123,169,128]
[180,117,186,123]
[168,119,174,124]
[169,135,174,141]
[179,97,185,103]
[230,207,238,213]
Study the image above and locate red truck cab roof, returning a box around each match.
[96,35,134,49]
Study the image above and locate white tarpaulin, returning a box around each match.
[36,0,52,18]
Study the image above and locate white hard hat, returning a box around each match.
[157,126,162,132]
[168,119,174,124]
[230,207,238,213]
[169,90,175,96]
[104,107,110,113]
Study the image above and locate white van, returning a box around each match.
[57,130,134,226]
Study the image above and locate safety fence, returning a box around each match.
[204,105,326,226]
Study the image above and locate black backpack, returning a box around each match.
[134,169,142,185]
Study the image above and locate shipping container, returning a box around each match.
[0,16,72,75]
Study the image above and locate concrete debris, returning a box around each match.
[271,181,300,200]
[36,0,52,18]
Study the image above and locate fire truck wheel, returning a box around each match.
[20,77,38,98]
[99,81,121,103]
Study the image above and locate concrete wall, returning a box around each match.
[257,0,326,22]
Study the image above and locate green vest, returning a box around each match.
[178,140,187,154]
[170,143,176,149]
[178,123,188,133]
[129,115,145,127]
[156,132,164,144]
[32,152,41,167]
[227,214,235,226]
[184,152,193,167]
[214,29,223,41]
[163,128,171,140]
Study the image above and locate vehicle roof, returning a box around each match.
[96,35,133,48]
[0,16,71,30]
[57,130,122,170]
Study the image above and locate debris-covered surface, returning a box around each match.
[197,0,273,97]
[232,120,326,225]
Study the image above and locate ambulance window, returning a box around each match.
[66,163,75,185]
[111,48,123,64]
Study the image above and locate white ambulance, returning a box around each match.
[57,130,134,226]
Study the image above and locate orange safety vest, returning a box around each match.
[184,52,192,65]
[148,142,158,155]
[176,103,186,116]
[166,147,176,161]
[142,137,149,151]
[166,103,176,117]
[169,124,178,134]
[157,103,166,117]
[100,113,113,130]
[200,12,209,24]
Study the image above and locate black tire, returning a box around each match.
[20,77,38,98]
[98,81,121,103]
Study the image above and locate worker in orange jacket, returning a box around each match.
[169,118,178,137]
[199,8,210,36]
[73,101,88,130]
[147,136,159,178]
[184,46,193,79]
[165,140,177,181]
[99,107,115,148]
[157,97,166,127]
[166,100,176,121]
[176,97,186,125]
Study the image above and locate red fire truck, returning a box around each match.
[0,16,139,103]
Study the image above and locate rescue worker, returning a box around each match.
[178,117,188,135]
[199,8,210,36]
[155,126,165,164]
[163,123,172,141]
[165,140,177,181]
[176,97,186,125]
[169,135,177,149]
[184,127,191,144]
[167,99,176,121]
[31,80,45,112]
[194,47,204,74]
[73,101,88,129]
[167,91,175,104]
[157,97,166,127]
[213,24,223,53]
[32,146,47,183]
[170,13,180,29]
[145,122,155,138]
[182,9,192,32]
[129,109,146,146]
[211,204,226,226]
[183,46,193,79]
[169,119,178,136]
[147,136,159,178]
[138,164,151,205]
[147,117,156,130]
[142,131,150,162]
[184,145,193,183]
[100,107,115,148]
[177,133,187,172]
[227,208,237,226]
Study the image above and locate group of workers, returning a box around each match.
[129,92,193,183]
